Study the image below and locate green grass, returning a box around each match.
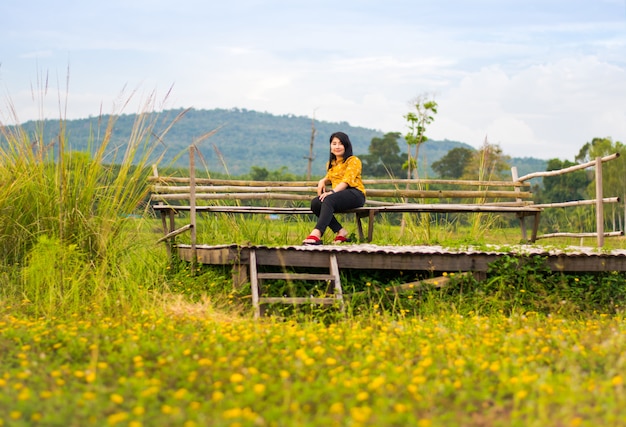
[3,93,626,426]
[167,211,626,250]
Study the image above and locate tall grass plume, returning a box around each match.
[0,82,183,315]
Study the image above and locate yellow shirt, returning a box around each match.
[325,156,366,196]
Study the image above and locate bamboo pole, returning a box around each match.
[536,231,623,240]
[148,176,531,188]
[596,157,604,248]
[152,188,533,200]
[511,166,527,241]
[517,153,620,182]
[533,197,619,209]
[190,147,197,274]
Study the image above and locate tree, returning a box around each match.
[403,94,438,179]
[575,137,626,231]
[361,132,405,178]
[431,147,474,179]
[540,159,590,203]
[461,138,511,181]
[535,158,592,233]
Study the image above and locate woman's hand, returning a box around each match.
[318,189,334,202]
[316,178,328,196]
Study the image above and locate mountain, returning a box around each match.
[8,107,546,178]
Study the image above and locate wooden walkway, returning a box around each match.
[176,243,626,277]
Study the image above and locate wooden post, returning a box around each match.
[511,166,528,241]
[305,114,316,180]
[595,157,604,248]
[249,250,260,319]
[190,147,198,274]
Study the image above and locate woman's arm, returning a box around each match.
[316,176,331,196]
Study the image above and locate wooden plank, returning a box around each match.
[152,204,540,215]
[156,224,192,243]
[178,245,626,274]
[329,254,344,311]
[257,272,334,281]
[365,189,532,199]
[249,250,260,319]
[259,297,338,305]
[351,204,541,213]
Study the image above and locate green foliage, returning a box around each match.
[21,236,90,315]
[361,132,405,178]
[431,146,474,179]
[0,94,177,315]
[211,254,626,321]
[247,166,304,181]
[461,139,511,181]
[576,137,626,230]
[540,158,590,203]
[403,94,438,179]
[7,108,547,181]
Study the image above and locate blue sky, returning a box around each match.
[1,0,625,160]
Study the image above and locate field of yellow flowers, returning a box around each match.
[1,303,625,427]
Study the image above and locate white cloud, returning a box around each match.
[428,56,626,159]
[2,0,625,161]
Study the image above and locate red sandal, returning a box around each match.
[333,235,351,244]
[302,235,323,246]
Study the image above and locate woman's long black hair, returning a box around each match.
[327,131,354,170]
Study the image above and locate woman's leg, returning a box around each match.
[313,188,365,235]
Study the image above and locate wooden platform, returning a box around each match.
[176,243,626,275]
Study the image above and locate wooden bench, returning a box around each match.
[149,172,542,244]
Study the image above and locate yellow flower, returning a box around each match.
[570,417,583,426]
[329,402,344,414]
[110,393,124,404]
[356,391,369,401]
[350,406,372,423]
[253,383,266,394]
[173,388,188,400]
[230,373,244,383]
[17,389,31,401]
[611,375,623,386]
[106,412,129,425]
[394,403,408,413]
[83,391,97,401]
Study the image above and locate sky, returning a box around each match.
[1,0,625,160]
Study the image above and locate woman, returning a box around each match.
[302,131,366,245]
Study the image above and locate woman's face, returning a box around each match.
[330,137,346,159]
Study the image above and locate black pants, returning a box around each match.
[310,188,366,235]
